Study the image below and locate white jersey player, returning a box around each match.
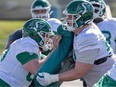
[96,18,116,54]
[89,0,116,54]
[0,37,40,86]
[0,18,55,86]
[30,0,61,33]
[35,1,115,87]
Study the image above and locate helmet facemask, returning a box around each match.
[63,13,81,31]
[23,18,54,51]
[90,1,106,19]
[31,6,51,20]
[31,0,52,20]
[38,31,54,51]
[63,1,94,31]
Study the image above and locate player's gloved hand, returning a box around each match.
[36,72,59,86]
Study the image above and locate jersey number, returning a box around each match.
[102,31,111,44]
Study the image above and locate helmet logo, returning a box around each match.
[28,21,45,31]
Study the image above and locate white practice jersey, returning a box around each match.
[47,18,61,32]
[97,18,116,54]
[74,23,113,62]
[0,37,40,86]
[73,23,115,87]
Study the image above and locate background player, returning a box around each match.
[88,0,116,54]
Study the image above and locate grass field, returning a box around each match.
[0,20,25,54]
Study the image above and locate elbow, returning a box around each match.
[73,68,86,79]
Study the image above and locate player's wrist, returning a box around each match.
[51,74,59,82]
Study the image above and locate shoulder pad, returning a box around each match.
[77,33,98,48]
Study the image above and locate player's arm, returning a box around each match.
[24,59,40,74]
[58,34,99,81]
[23,48,58,75]
[36,33,99,86]
[59,49,99,81]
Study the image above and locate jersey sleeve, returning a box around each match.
[73,33,100,64]
[16,42,39,65]
[75,49,99,64]
[75,33,99,52]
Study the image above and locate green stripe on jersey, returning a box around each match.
[16,52,38,65]
[0,79,11,87]
[93,74,116,87]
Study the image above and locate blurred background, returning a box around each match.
[0,0,115,86]
[0,0,116,53]
[0,0,116,20]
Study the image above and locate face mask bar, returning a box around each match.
[91,2,106,19]
[31,6,51,20]
[38,31,54,51]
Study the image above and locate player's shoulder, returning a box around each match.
[102,18,116,30]
[77,26,99,46]
[105,17,116,23]
[9,28,22,40]
[47,18,61,24]
[11,28,22,35]
[21,37,38,46]
[14,37,38,52]
[77,34,98,49]
[79,32,98,43]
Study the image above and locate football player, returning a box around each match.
[36,0,115,87]
[4,1,61,86]
[5,0,61,50]
[0,18,58,86]
[88,0,116,54]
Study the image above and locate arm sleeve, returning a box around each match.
[16,42,39,65]
[16,51,38,65]
[75,49,99,64]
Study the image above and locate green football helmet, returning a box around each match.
[31,0,51,20]
[63,0,94,31]
[88,0,106,19]
[23,18,54,51]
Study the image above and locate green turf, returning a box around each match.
[0,20,25,54]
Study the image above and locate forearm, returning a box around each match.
[59,68,82,81]
[59,61,93,81]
